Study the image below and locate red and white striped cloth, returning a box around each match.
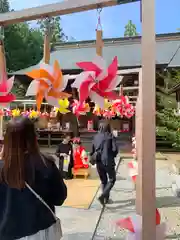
[116,209,166,240]
[116,209,161,232]
[128,161,138,183]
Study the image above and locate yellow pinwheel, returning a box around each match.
[104,99,112,110]
[12,109,20,117]
[55,98,70,114]
[29,110,39,119]
[93,104,101,116]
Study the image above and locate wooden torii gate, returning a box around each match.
[0,0,156,239]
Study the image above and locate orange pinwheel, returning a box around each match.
[26,60,71,110]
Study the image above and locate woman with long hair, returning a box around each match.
[0,117,67,239]
[91,122,118,205]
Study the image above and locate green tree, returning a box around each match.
[124,20,138,37]
[0,0,44,98]
[37,17,67,49]
[0,0,9,13]
[156,70,180,149]
[0,0,44,73]
[4,23,43,72]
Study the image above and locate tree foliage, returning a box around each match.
[4,24,43,72]
[124,20,138,37]
[37,16,67,49]
[0,0,44,73]
[156,70,180,149]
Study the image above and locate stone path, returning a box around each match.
[94,159,180,239]
[41,147,180,239]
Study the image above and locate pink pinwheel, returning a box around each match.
[21,111,30,118]
[128,160,138,183]
[124,104,135,119]
[72,56,123,109]
[41,112,49,118]
[102,109,116,119]
[116,210,165,239]
[0,75,15,106]
[112,96,135,119]
[4,108,12,117]
[0,52,15,105]
[72,100,89,116]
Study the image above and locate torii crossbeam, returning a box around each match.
[0,0,156,239]
[0,0,139,26]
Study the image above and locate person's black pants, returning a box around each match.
[96,162,116,200]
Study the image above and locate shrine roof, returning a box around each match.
[12,32,180,75]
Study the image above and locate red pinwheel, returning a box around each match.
[0,75,15,106]
[72,56,123,109]
[128,160,138,183]
[116,209,161,233]
[112,96,135,118]
[102,109,116,119]
[72,100,89,117]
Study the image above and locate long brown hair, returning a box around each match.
[0,117,39,189]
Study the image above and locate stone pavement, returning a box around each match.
[93,159,180,239]
[41,146,180,239]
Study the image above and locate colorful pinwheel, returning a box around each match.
[116,210,165,239]
[112,96,135,118]
[21,111,30,118]
[104,99,112,110]
[40,111,49,118]
[72,100,90,116]
[4,108,11,117]
[0,44,16,105]
[29,110,39,119]
[72,56,122,109]
[55,99,70,114]
[102,109,116,119]
[26,60,71,110]
[12,109,20,117]
[93,104,102,116]
[0,75,15,106]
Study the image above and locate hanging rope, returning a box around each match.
[96,7,103,57]
[96,7,102,31]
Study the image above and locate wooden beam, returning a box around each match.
[0,0,139,26]
[136,0,156,239]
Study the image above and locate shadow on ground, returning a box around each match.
[166,234,180,239]
[156,196,180,208]
[104,195,180,211]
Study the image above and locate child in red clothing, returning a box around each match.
[73,138,89,170]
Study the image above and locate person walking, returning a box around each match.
[91,122,118,205]
[0,117,67,239]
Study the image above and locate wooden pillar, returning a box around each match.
[0,40,6,140]
[136,0,156,239]
[96,30,103,56]
[43,31,50,64]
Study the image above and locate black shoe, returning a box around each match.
[98,195,105,206]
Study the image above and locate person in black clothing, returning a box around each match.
[0,117,67,240]
[55,133,73,179]
[91,122,118,205]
